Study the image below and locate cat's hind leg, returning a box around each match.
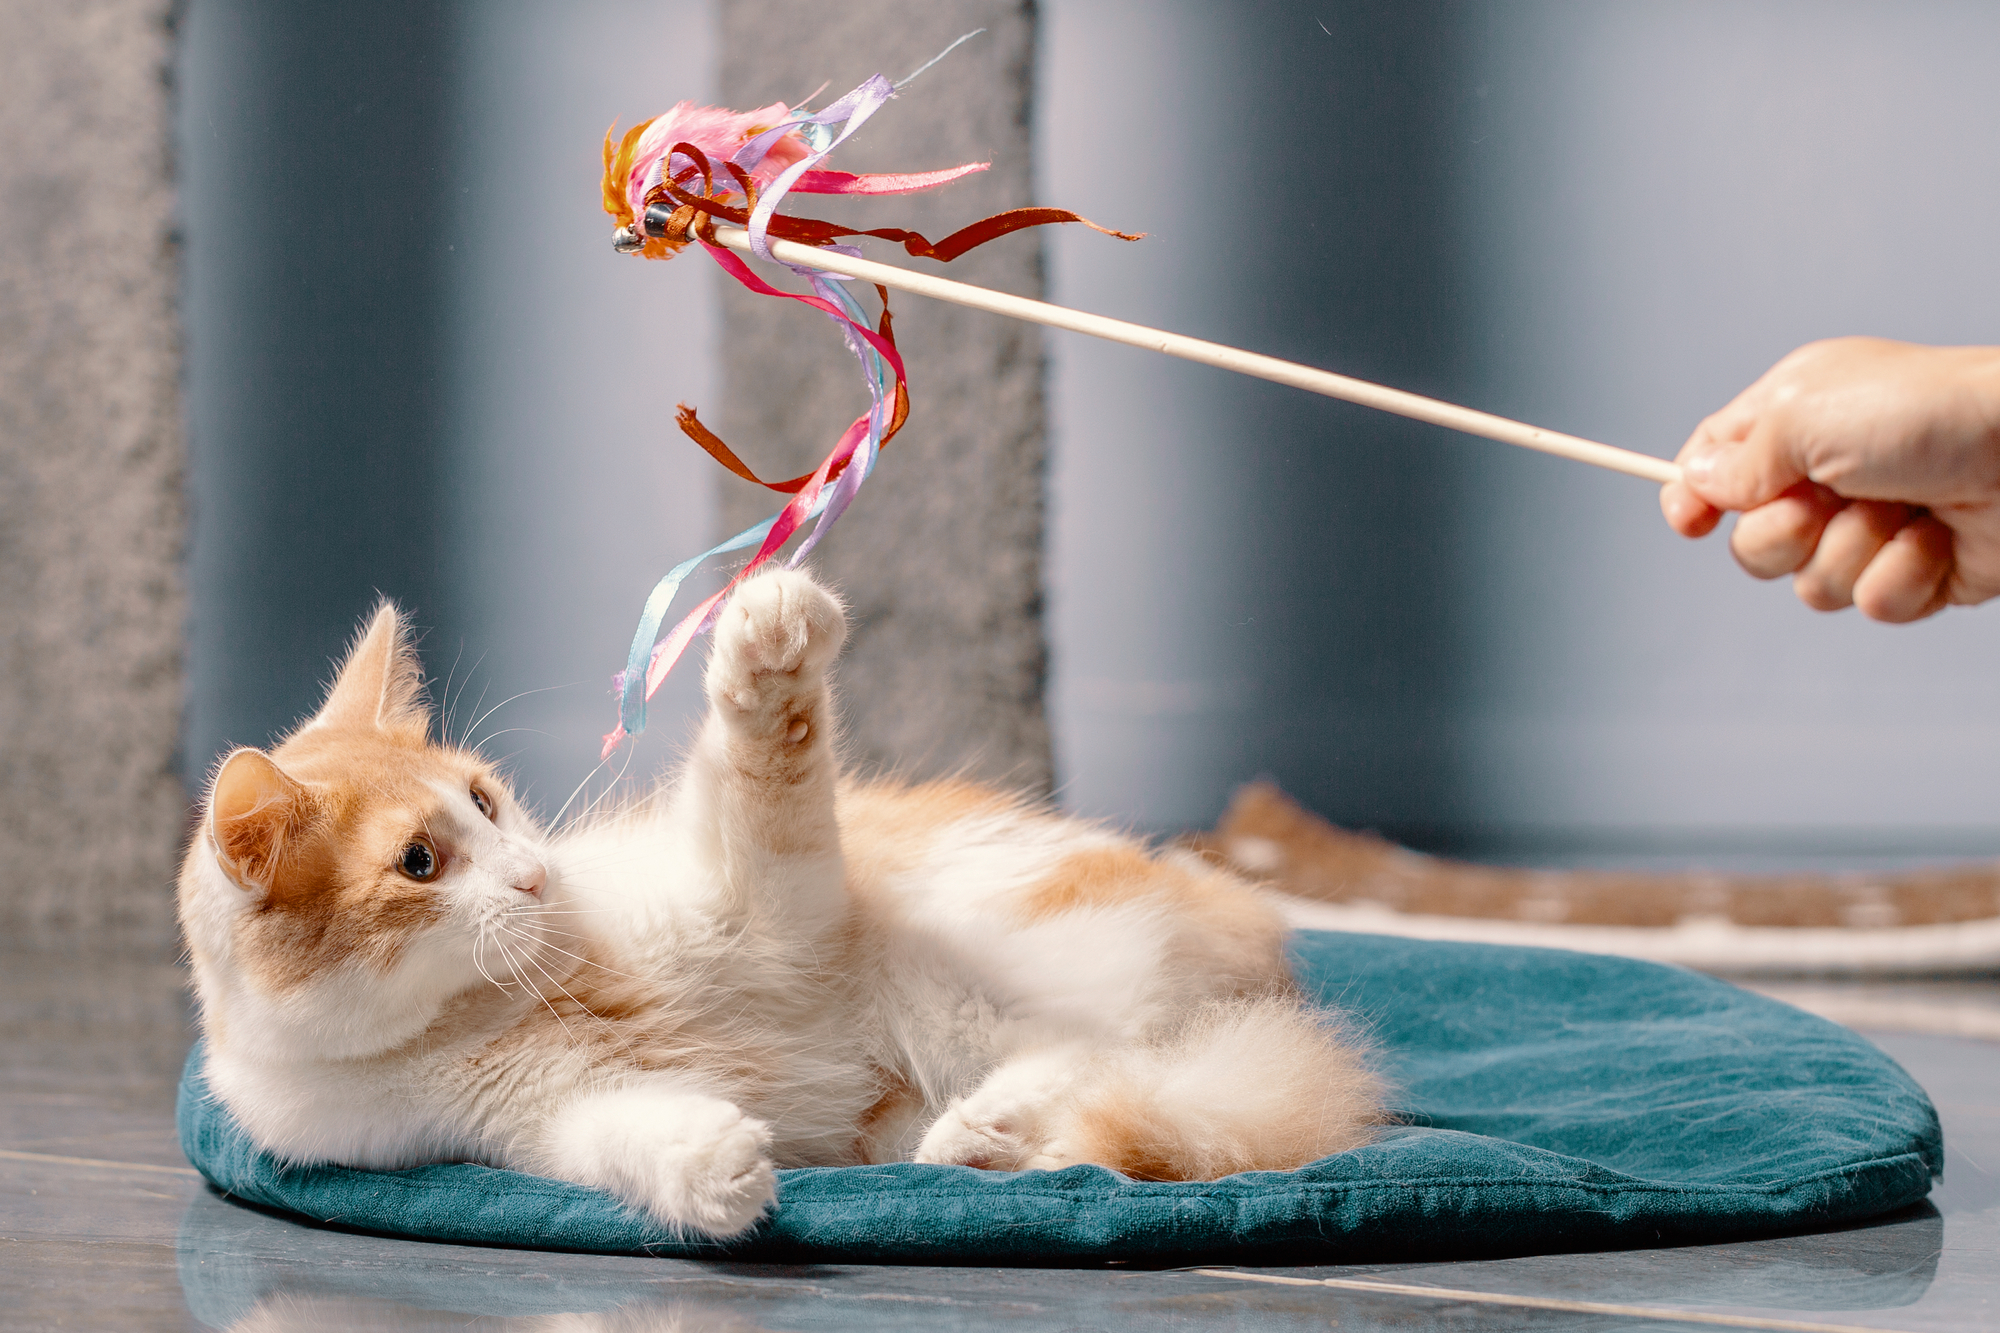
[917,999,1383,1179]
[911,1042,1096,1171]
[1027,997,1384,1179]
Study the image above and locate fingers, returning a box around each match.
[1660,478,1724,537]
[1727,481,1845,577]
[1726,492,1955,621]
[1674,395,1810,515]
[1661,407,1756,538]
[1853,514,1953,623]
[1792,501,1913,612]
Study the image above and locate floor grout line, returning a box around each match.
[1193,1269,1917,1333]
[0,1148,199,1178]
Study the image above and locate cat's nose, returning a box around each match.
[513,863,547,896]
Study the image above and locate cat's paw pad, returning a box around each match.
[709,570,845,707]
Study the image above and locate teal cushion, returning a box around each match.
[176,931,1942,1262]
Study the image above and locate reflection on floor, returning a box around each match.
[4,947,1994,1332]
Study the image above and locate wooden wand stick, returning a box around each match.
[707,225,1682,486]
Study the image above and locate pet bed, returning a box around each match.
[1212,783,2000,977]
[176,932,1941,1263]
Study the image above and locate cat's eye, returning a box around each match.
[470,785,495,821]
[398,838,440,881]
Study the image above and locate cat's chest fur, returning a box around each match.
[531,894,886,1163]
[210,905,882,1171]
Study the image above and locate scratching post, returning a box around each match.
[0,1,186,952]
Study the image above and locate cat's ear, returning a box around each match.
[209,748,313,893]
[311,601,430,740]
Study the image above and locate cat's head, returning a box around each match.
[179,603,555,1058]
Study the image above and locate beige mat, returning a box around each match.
[1196,783,2000,978]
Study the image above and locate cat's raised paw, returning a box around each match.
[708,570,846,712]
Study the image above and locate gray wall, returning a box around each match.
[1045,0,2000,855]
[180,1,459,778]
[1,0,187,949]
[1044,0,1472,834]
[181,0,722,817]
[1455,1,2000,849]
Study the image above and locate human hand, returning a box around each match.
[1660,337,2000,622]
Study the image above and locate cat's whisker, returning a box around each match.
[500,899,606,917]
[474,928,508,992]
[499,928,645,982]
[550,751,623,833]
[505,925,606,949]
[502,931,640,1057]
[438,643,470,744]
[493,918,623,974]
[459,678,495,751]
[490,932,581,1045]
[503,917,589,941]
[443,649,492,747]
[462,683,574,754]
[491,928,534,993]
[471,924,518,994]
[471,727,553,753]
[498,921,597,947]
[570,779,625,830]
[573,744,647,830]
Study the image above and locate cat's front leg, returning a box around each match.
[686,568,848,924]
[532,1084,778,1238]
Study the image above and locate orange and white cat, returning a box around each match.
[178,569,1381,1238]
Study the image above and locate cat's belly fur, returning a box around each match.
[542,806,1272,1167]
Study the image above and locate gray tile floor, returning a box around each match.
[4,948,1995,1332]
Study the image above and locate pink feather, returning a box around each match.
[789,163,990,195]
[620,100,811,221]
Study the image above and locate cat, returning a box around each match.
[178,568,1383,1239]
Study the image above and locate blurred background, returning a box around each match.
[7,0,2000,949]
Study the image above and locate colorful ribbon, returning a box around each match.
[601,59,1139,757]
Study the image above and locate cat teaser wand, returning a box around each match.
[599,63,1680,757]
[700,225,1681,486]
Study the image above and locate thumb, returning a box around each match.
[1675,398,1809,514]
